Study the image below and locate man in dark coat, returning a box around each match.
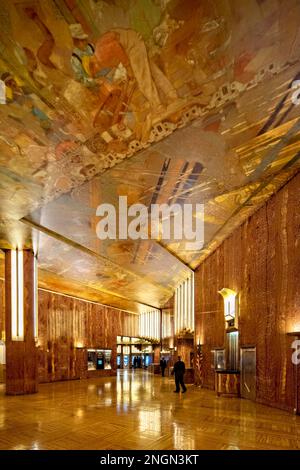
[173,356,187,393]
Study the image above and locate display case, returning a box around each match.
[87,349,112,371]
[212,348,226,370]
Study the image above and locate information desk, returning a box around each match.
[215,370,240,397]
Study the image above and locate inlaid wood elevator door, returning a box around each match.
[241,348,256,401]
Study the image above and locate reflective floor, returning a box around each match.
[0,370,300,450]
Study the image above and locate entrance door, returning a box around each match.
[123,355,129,369]
[240,347,256,400]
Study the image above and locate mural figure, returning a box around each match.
[70,23,95,86]
[0,71,50,131]
[93,28,178,107]
[69,22,179,136]
[0,0,299,246]
[69,23,127,132]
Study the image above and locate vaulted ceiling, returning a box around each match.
[0,0,300,312]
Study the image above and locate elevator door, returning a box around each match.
[241,348,256,401]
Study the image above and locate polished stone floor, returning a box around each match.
[0,370,300,450]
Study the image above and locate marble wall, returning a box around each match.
[0,282,139,383]
[195,172,300,412]
[37,289,139,382]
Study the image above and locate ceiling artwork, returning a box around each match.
[1,0,300,312]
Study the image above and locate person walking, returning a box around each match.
[173,356,187,393]
[160,358,167,377]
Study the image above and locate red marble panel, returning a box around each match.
[37,289,139,383]
[194,172,300,412]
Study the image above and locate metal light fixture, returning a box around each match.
[218,288,238,322]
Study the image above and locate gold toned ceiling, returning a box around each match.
[0,0,300,312]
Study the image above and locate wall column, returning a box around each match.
[177,337,194,367]
[5,249,38,395]
[153,344,161,363]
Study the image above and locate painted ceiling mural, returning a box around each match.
[0,0,300,311]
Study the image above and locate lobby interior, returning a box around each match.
[0,0,300,451]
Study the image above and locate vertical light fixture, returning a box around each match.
[11,249,24,341]
[11,250,17,340]
[184,279,188,332]
[191,271,195,332]
[139,309,161,341]
[33,256,38,340]
[180,283,183,332]
[218,288,237,322]
[162,310,172,339]
[178,286,180,333]
[17,250,24,339]
[187,277,190,332]
[188,277,191,331]
[174,289,178,336]
[139,314,141,337]
[174,273,195,335]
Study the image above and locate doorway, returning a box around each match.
[240,347,256,401]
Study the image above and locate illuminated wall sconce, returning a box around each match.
[218,288,238,324]
[11,249,24,341]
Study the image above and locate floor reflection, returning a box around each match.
[0,370,299,450]
[173,422,196,450]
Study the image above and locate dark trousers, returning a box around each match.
[175,373,186,392]
[161,367,166,377]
